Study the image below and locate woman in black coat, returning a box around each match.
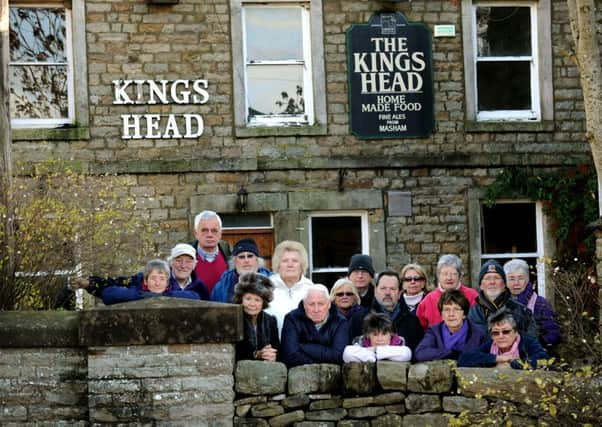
[233,273,280,361]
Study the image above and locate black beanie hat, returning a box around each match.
[478,260,506,285]
[348,254,375,277]
[232,238,260,257]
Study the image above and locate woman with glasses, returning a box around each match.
[400,263,429,313]
[329,278,367,340]
[414,290,486,361]
[458,309,549,369]
[211,238,272,303]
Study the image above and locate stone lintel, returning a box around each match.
[0,311,80,347]
[80,298,242,346]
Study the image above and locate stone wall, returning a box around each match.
[0,302,601,426]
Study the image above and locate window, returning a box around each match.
[462,0,553,126]
[231,0,327,136]
[480,201,546,295]
[8,1,88,136]
[308,212,369,287]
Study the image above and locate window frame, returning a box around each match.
[230,0,327,137]
[462,0,553,127]
[8,0,89,139]
[308,211,370,279]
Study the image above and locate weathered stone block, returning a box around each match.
[373,392,405,405]
[342,396,374,408]
[408,360,454,393]
[282,393,310,409]
[304,407,347,421]
[347,406,387,418]
[235,396,268,406]
[376,361,409,390]
[0,312,80,347]
[371,413,403,427]
[342,362,376,395]
[235,360,287,395]
[403,413,449,427]
[250,401,284,418]
[294,422,335,427]
[288,364,341,395]
[404,394,441,413]
[309,397,342,410]
[384,403,405,414]
[442,396,488,413]
[268,409,305,427]
[234,417,269,427]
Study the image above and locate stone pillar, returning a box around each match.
[80,298,242,426]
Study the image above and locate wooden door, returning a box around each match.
[222,229,274,270]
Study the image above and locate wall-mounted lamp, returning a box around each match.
[236,186,248,212]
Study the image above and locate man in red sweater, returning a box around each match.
[189,210,231,294]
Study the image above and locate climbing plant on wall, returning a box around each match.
[484,164,598,261]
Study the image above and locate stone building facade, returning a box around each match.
[6,0,596,291]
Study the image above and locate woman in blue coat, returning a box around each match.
[458,309,550,370]
[281,284,350,367]
[415,290,487,362]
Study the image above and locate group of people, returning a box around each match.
[77,210,559,370]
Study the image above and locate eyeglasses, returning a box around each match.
[491,329,514,337]
[335,292,354,297]
[236,254,256,260]
[403,276,425,282]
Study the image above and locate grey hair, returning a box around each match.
[143,259,171,281]
[329,278,360,305]
[193,210,222,230]
[272,240,309,275]
[304,284,330,301]
[228,255,266,270]
[487,309,518,333]
[503,259,529,276]
[436,254,463,277]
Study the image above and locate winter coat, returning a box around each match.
[100,272,200,305]
[416,285,479,330]
[468,290,538,339]
[265,274,313,337]
[281,302,349,367]
[236,311,280,361]
[210,267,272,303]
[359,285,375,308]
[515,283,561,347]
[414,319,487,362]
[457,334,550,369]
[343,305,369,341]
[169,270,210,300]
[364,299,424,353]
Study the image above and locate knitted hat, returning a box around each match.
[168,243,196,262]
[348,254,375,277]
[478,260,506,285]
[232,238,260,257]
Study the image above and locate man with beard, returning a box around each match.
[468,260,537,339]
[359,270,424,353]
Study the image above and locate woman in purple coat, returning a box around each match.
[414,289,487,362]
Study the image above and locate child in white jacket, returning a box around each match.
[343,312,412,362]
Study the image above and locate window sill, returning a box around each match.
[12,126,90,141]
[465,120,554,133]
[235,123,328,138]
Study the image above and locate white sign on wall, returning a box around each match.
[112,79,209,139]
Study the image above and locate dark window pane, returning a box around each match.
[481,204,536,253]
[311,272,348,290]
[477,61,531,110]
[476,7,531,57]
[10,7,67,63]
[311,217,362,268]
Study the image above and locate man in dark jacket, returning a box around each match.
[468,260,537,339]
[366,270,424,353]
[347,254,375,308]
[281,284,349,367]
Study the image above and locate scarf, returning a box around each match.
[403,292,424,311]
[441,320,469,351]
[490,333,521,359]
[360,333,404,347]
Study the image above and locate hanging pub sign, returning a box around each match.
[347,12,434,139]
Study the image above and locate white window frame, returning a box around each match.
[242,3,313,127]
[308,211,369,278]
[480,200,547,296]
[9,3,75,128]
[462,0,553,124]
